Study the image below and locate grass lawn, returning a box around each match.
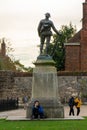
[0,117,87,130]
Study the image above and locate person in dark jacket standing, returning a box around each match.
[68,96,75,116]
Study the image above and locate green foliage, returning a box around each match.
[0,57,33,72]
[0,56,16,71]
[14,60,33,72]
[47,23,77,71]
[60,22,76,43]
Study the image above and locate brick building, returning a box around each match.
[65,0,87,71]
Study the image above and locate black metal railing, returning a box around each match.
[0,98,19,111]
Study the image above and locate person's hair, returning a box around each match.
[34,100,39,105]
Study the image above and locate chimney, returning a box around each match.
[1,38,6,56]
[82,0,87,29]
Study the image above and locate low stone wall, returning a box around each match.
[0,71,14,98]
[0,71,32,103]
[14,76,32,102]
[0,71,87,103]
[58,72,87,103]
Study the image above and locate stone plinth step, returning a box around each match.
[6,116,84,121]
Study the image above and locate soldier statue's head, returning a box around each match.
[45,13,51,18]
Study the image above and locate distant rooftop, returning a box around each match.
[67,30,81,43]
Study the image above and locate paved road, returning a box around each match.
[0,105,87,118]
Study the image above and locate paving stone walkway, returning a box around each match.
[0,105,86,120]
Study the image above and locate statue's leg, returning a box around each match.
[46,36,51,54]
[40,36,45,54]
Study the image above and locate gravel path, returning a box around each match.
[0,105,87,118]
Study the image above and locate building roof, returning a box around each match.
[67,30,81,43]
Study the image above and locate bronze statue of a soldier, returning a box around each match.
[38,13,60,55]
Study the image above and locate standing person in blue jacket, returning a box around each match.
[32,100,44,119]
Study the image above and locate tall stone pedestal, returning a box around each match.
[27,55,64,118]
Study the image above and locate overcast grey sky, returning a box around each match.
[0,0,84,67]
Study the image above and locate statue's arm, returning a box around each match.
[51,22,60,35]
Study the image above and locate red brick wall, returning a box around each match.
[80,30,87,70]
[65,45,80,71]
[80,2,87,71]
[65,1,87,72]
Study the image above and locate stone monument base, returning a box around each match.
[26,55,64,118]
[27,98,64,118]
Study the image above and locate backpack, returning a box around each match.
[41,21,50,32]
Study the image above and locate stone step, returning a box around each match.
[6,116,84,121]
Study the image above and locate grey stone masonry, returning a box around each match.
[0,71,87,104]
[0,71,14,98]
[27,57,64,118]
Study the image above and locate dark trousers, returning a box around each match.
[32,107,39,118]
[40,35,51,54]
[32,107,44,119]
[77,107,80,116]
[69,106,74,116]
